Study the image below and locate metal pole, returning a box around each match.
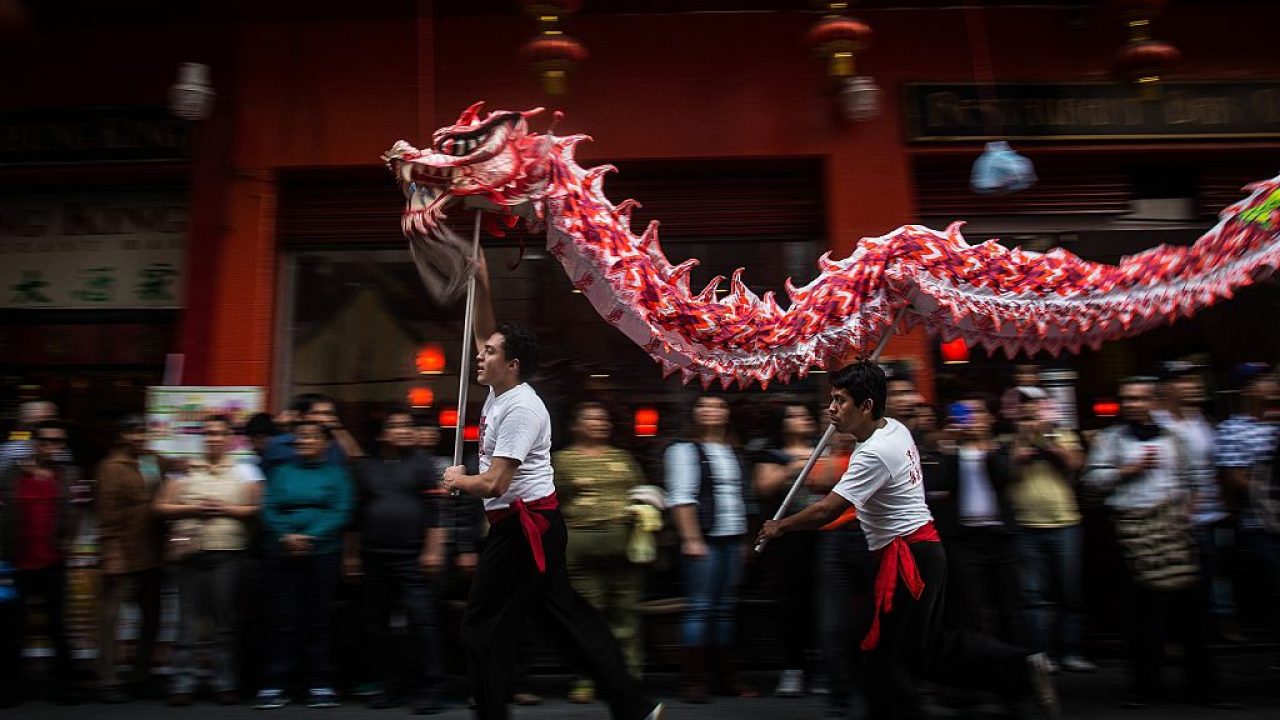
[754,312,902,553]
[450,210,484,492]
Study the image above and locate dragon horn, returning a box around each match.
[456,101,487,126]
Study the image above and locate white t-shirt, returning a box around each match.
[832,418,933,551]
[478,383,555,511]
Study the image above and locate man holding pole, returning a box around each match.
[441,250,663,720]
[756,360,1060,720]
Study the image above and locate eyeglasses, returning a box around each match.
[35,436,67,445]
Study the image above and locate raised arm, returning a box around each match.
[471,248,497,354]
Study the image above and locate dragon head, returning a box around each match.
[383,101,554,238]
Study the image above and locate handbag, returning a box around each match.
[165,519,202,563]
[1111,498,1199,591]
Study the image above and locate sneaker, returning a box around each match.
[1026,653,1062,720]
[643,702,666,720]
[306,688,341,708]
[368,692,400,709]
[512,692,541,706]
[1060,655,1098,673]
[775,669,805,698]
[254,688,289,710]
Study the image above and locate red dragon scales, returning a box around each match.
[384,102,1280,388]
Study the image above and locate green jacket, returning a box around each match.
[262,460,354,556]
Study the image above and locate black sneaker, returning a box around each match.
[368,692,400,710]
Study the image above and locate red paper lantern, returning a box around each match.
[521,35,588,95]
[463,425,480,442]
[438,407,459,427]
[940,337,970,365]
[1114,39,1180,82]
[1093,400,1121,418]
[805,15,872,78]
[634,407,660,438]
[408,387,434,408]
[415,345,446,374]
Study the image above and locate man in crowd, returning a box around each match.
[345,408,447,714]
[1084,377,1221,709]
[95,415,169,703]
[0,420,82,705]
[932,396,1024,650]
[1216,363,1280,662]
[1007,386,1094,673]
[1155,362,1237,642]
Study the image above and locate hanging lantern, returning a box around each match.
[519,0,587,95]
[804,9,872,79]
[634,407,660,438]
[805,2,878,122]
[1093,399,1121,418]
[940,337,970,365]
[415,344,446,374]
[408,387,435,408]
[1110,0,1178,95]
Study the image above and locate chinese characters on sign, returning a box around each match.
[0,193,186,309]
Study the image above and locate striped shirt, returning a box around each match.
[1216,414,1279,530]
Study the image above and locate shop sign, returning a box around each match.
[905,82,1280,141]
[146,386,265,459]
[0,107,190,165]
[0,193,186,309]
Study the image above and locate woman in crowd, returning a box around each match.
[666,394,757,703]
[254,420,354,710]
[554,401,652,704]
[753,403,825,698]
[154,415,263,706]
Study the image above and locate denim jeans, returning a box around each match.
[681,536,744,648]
[171,551,242,694]
[1192,520,1236,618]
[1017,524,1084,658]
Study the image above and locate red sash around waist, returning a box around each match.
[485,493,559,573]
[861,520,940,652]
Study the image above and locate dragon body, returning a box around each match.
[385,102,1280,387]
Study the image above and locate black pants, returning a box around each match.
[14,565,75,686]
[766,531,818,670]
[818,527,874,712]
[263,552,340,690]
[945,526,1024,645]
[361,551,443,696]
[863,541,1030,720]
[461,507,652,720]
[1124,576,1216,701]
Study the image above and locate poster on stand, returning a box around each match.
[146,386,265,458]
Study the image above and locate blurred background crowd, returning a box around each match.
[1,357,1277,715]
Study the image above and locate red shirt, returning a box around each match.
[15,470,62,570]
